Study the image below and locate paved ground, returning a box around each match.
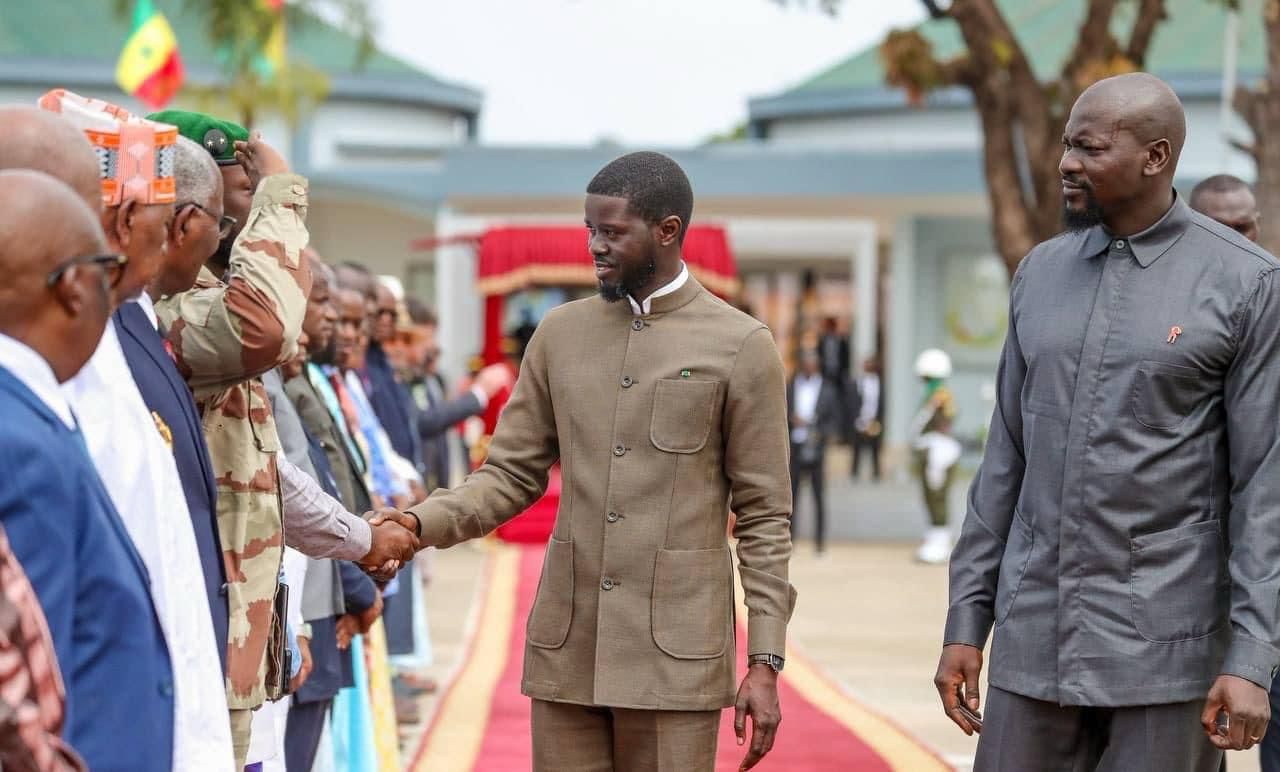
[399,447,1262,771]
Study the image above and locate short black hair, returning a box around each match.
[406,297,436,326]
[1190,174,1251,210]
[586,151,694,243]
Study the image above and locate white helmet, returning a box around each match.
[914,348,952,379]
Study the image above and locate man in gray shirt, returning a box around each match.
[936,72,1280,769]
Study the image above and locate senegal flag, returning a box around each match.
[115,0,184,109]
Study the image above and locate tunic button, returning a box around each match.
[631,319,644,331]
[606,511,619,523]
[613,445,626,457]
[621,376,633,388]
[1114,239,1126,250]
[601,579,614,591]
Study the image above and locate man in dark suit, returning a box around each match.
[788,349,842,555]
[817,315,851,432]
[114,136,229,672]
[404,299,511,491]
[0,170,174,771]
[851,357,884,482]
[281,258,383,764]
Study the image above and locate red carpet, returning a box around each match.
[412,544,950,771]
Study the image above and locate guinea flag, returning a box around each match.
[115,0,184,109]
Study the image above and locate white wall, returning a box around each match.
[766,106,980,152]
[306,101,467,169]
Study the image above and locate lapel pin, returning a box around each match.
[680,369,691,378]
[1167,326,1182,344]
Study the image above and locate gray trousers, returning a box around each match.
[975,686,1222,772]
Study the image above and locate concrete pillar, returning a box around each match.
[885,216,918,474]
[433,207,482,384]
[852,223,878,367]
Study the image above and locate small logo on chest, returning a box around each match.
[1167,326,1183,344]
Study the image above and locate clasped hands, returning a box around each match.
[358,506,422,581]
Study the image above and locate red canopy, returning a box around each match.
[474,225,739,298]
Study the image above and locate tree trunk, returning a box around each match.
[1237,2,1280,257]
[887,0,1166,274]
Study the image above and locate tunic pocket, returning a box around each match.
[526,536,574,649]
[994,510,1035,627]
[1129,520,1228,643]
[650,378,718,454]
[652,547,732,659]
[1131,360,1204,430]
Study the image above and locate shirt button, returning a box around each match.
[606,511,620,523]
[159,681,174,698]
[631,319,644,331]
[1114,239,1126,250]
[601,579,615,591]
[621,376,634,388]
[613,445,626,457]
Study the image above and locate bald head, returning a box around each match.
[0,106,101,212]
[1061,73,1186,235]
[1074,73,1187,166]
[0,170,110,381]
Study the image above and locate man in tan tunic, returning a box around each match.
[396,151,796,770]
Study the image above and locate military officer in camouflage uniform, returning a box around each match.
[150,112,417,765]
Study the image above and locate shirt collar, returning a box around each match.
[1078,193,1190,268]
[133,293,160,331]
[629,262,689,315]
[0,333,76,429]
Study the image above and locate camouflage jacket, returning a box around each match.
[156,173,311,710]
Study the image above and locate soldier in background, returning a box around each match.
[911,348,960,564]
[148,111,416,766]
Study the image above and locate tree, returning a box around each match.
[1232,0,1280,256]
[787,0,1170,275]
[115,0,375,126]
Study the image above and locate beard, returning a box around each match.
[310,337,338,366]
[597,249,658,304]
[209,233,234,275]
[1062,185,1105,231]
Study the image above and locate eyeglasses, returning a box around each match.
[46,253,128,289]
[180,201,237,239]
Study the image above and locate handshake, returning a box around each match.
[359,507,423,581]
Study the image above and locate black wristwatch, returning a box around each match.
[748,653,785,672]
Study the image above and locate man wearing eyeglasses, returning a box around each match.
[146,110,418,767]
[36,90,237,768]
[0,169,175,771]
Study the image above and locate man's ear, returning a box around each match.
[112,199,138,249]
[50,265,90,317]
[656,215,682,248]
[171,204,194,249]
[1144,138,1172,178]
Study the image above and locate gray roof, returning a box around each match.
[302,142,987,207]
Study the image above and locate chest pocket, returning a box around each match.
[1131,360,1205,430]
[650,378,718,454]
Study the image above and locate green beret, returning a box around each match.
[146,110,248,166]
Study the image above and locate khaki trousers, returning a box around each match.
[230,708,253,769]
[531,699,721,772]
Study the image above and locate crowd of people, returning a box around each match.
[0,89,515,771]
[9,67,1280,772]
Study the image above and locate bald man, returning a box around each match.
[0,170,174,771]
[0,107,101,212]
[30,92,236,767]
[936,73,1280,769]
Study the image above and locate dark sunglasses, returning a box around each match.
[180,201,237,239]
[46,253,128,289]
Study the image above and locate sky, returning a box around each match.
[369,0,926,147]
